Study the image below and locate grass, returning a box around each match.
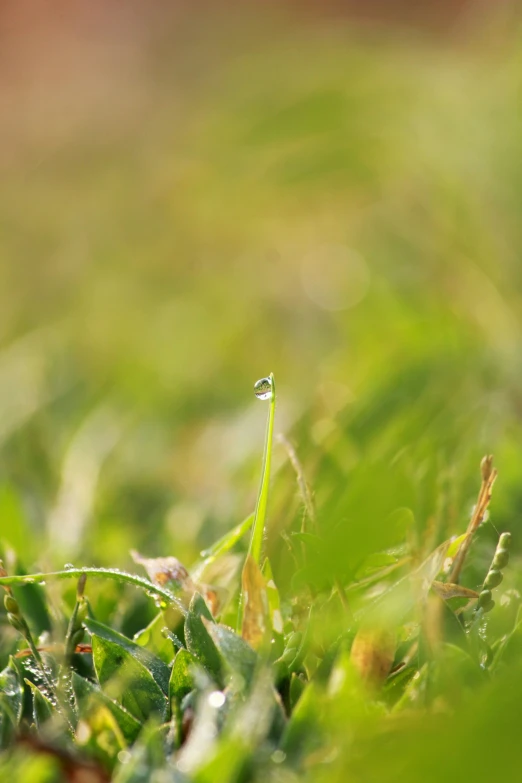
[2,5,522,782]
[0,414,518,782]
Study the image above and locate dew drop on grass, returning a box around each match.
[254,376,272,401]
[208,690,226,709]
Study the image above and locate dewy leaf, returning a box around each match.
[0,660,23,748]
[169,649,196,705]
[202,619,258,686]
[91,635,167,723]
[11,569,52,635]
[0,661,23,725]
[190,592,215,622]
[72,672,141,744]
[184,593,223,686]
[26,680,55,728]
[241,555,270,649]
[85,617,170,695]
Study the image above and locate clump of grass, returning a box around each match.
[0,383,519,783]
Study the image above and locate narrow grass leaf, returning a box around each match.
[249,373,276,566]
[194,512,255,573]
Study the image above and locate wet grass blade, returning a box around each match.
[249,372,276,565]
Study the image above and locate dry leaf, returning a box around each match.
[131,550,195,591]
[431,581,479,601]
[350,627,396,687]
[131,550,224,613]
[449,456,498,583]
[241,554,270,649]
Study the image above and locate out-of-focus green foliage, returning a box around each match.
[2,4,522,782]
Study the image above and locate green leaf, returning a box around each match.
[26,680,55,728]
[282,681,323,759]
[0,660,23,748]
[190,592,214,622]
[133,613,177,665]
[192,512,255,581]
[169,649,196,705]
[431,643,484,704]
[113,720,171,783]
[202,620,258,687]
[191,737,249,783]
[184,594,223,686]
[11,571,52,635]
[199,514,255,560]
[289,672,306,710]
[392,662,430,712]
[85,617,170,694]
[72,672,142,744]
[262,558,283,634]
[76,703,127,771]
[91,634,168,722]
[0,660,23,725]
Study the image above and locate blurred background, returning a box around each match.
[1,0,522,588]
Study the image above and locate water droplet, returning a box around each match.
[64,563,75,570]
[254,376,272,401]
[208,690,226,709]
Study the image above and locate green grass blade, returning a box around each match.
[0,568,187,615]
[191,512,255,582]
[249,372,276,565]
